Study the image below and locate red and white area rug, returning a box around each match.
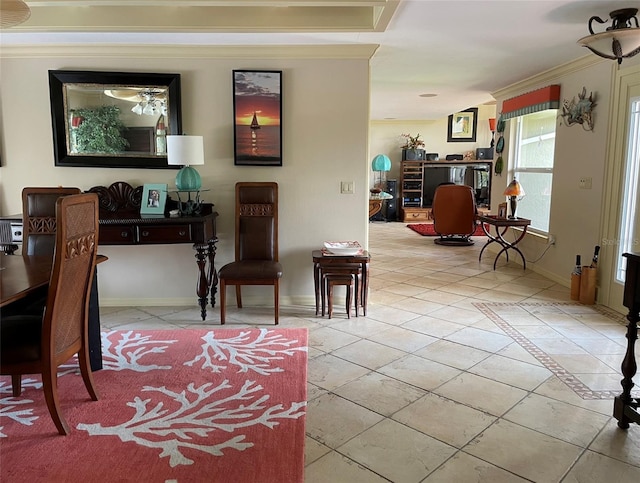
[407,223,485,237]
[0,328,308,483]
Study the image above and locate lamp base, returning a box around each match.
[509,196,518,219]
[175,166,202,191]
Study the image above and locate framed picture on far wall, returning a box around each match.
[232,70,282,166]
[140,183,167,216]
[447,107,478,143]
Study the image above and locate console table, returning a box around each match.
[614,252,639,429]
[88,182,218,320]
[477,215,531,270]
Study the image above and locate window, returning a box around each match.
[616,96,640,282]
[511,110,557,232]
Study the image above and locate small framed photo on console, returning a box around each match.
[140,183,168,215]
[497,202,508,219]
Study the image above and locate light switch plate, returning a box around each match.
[341,181,355,194]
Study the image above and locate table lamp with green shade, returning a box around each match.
[503,178,525,219]
[166,135,205,191]
[371,154,391,192]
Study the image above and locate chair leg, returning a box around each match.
[327,280,334,319]
[346,283,352,319]
[321,273,327,316]
[78,345,99,402]
[41,363,70,435]
[353,274,359,317]
[11,374,22,397]
[274,280,280,325]
[220,280,226,325]
[236,285,243,308]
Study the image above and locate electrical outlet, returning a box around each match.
[579,177,592,189]
[548,234,556,245]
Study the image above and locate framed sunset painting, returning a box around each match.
[232,70,283,166]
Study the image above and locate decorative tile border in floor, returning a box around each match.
[475,302,631,400]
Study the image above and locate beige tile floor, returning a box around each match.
[100,221,640,482]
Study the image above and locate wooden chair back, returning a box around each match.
[236,182,278,262]
[44,192,100,366]
[22,187,81,256]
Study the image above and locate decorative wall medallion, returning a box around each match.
[560,87,596,131]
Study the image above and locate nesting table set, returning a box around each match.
[312,248,370,318]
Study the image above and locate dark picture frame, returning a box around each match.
[48,70,182,169]
[232,70,282,166]
[447,108,478,143]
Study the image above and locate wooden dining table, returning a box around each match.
[1,254,52,307]
[1,253,105,371]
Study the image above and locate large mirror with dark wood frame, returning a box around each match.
[48,70,182,169]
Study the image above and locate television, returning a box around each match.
[422,162,491,208]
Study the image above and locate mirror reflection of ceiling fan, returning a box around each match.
[103,88,168,116]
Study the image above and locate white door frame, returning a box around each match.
[599,63,640,313]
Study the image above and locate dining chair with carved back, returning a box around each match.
[22,187,82,256]
[0,192,100,435]
[5,187,84,317]
[218,182,283,324]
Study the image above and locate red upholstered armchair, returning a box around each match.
[431,184,478,246]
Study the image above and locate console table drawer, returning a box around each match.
[402,208,431,223]
[100,225,136,244]
[137,225,192,244]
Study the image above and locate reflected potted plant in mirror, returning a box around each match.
[72,106,129,154]
[401,133,426,160]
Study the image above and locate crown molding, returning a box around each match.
[0,43,379,59]
[492,55,606,101]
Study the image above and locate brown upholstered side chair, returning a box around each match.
[431,184,478,246]
[7,187,83,316]
[22,187,81,256]
[218,182,282,324]
[0,193,100,435]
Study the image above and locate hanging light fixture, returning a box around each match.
[0,0,31,29]
[577,8,640,65]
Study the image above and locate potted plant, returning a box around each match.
[401,133,426,160]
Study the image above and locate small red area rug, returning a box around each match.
[0,328,308,483]
[407,223,485,237]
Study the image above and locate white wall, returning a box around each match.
[0,46,374,308]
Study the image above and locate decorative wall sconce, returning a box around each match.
[488,118,496,148]
[578,8,640,64]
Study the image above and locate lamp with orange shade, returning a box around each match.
[503,178,525,219]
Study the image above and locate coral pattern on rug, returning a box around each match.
[0,328,308,483]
